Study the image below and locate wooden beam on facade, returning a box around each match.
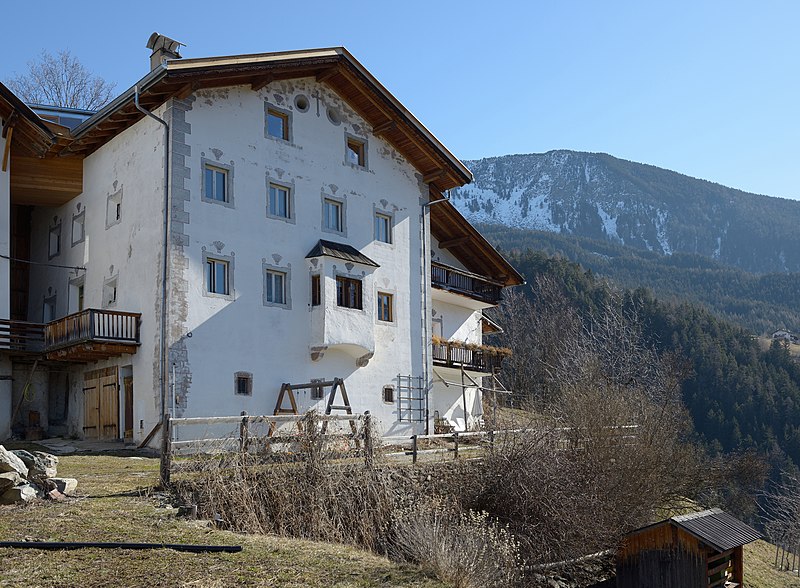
[1,126,12,172]
[423,168,445,184]
[315,67,339,84]
[250,75,273,92]
[438,235,470,249]
[175,83,194,100]
[371,120,395,136]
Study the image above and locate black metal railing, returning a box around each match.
[431,262,503,304]
[431,340,506,373]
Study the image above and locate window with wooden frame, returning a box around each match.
[205,257,230,296]
[48,223,61,259]
[346,137,366,167]
[268,183,291,219]
[264,269,287,305]
[374,212,392,244]
[336,276,362,310]
[382,386,394,404]
[71,210,85,246]
[204,165,228,203]
[377,292,393,322]
[267,108,289,141]
[323,198,343,233]
[311,274,321,306]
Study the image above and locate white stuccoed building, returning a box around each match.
[0,38,523,447]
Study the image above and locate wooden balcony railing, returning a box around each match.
[431,262,503,305]
[0,309,140,360]
[0,319,45,354]
[431,339,508,373]
[44,309,141,351]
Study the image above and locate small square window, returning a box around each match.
[336,276,362,310]
[323,198,343,233]
[205,258,230,296]
[235,372,253,396]
[346,137,366,167]
[382,386,394,404]
[268,183,291,219]
[267,109,289,141]
[265,269,287,305]
[311,274,321,307]
[204,165,228,203]
[311,378,325,400]
[377,292,393,322]
[48,224,61,259]
[374,213,392,244]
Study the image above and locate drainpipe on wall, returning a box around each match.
[134,86,170,473]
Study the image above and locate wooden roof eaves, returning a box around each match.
[429,192,524,287]
[0,83,57,157]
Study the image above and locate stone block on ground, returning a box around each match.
[11,450,58,480]
[0,484,37,504]
[0,446,28,478]
[0,472,22,492]
[49,477,78,496]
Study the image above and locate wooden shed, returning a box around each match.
[616,508,761,588]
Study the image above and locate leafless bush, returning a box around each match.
[762,473,800,548]
[390,500,522,588]
[174,412,393,551]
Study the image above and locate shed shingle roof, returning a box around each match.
[670,508,761,552]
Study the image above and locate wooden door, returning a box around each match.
[83,367,119,440]
[82,380,100,439]
[123,376,133,441]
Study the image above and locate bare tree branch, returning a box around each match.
[6,50,116,110]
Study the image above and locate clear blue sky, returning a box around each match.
[3,0,798,199]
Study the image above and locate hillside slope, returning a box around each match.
[453,151,800,274]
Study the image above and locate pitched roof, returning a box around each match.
[61,47,470,191]
[305,240,379,267]
[670,508,761,552]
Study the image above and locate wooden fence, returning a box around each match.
[160,412,372,484]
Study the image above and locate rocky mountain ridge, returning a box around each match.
[452,150,800,274]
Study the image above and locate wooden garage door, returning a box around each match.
[83,367,119,440]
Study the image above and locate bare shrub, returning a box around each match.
[174,412,393,551]
[390,501,522,588]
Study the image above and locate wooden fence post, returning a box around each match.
[411,434,418,464]
[453,432,459,459]
[160,413,172,487]
[239,411,249,454]
[363,412,374,467]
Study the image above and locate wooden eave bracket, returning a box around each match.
[315,66,339,84]
[250,75,273,92]
[423,168,445,184]
[1,111,17,171]
[438,236,470,249]
[372,120,395,136]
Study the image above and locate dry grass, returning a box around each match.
[0,446,445,588]
[745,539,800,588]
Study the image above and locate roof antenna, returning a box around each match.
[146,33,186,71]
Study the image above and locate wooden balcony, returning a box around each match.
[431,339,509,374]
[0,309,141,362]
[431,262,503,305]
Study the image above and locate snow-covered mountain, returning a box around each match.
[452,150,800,274]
